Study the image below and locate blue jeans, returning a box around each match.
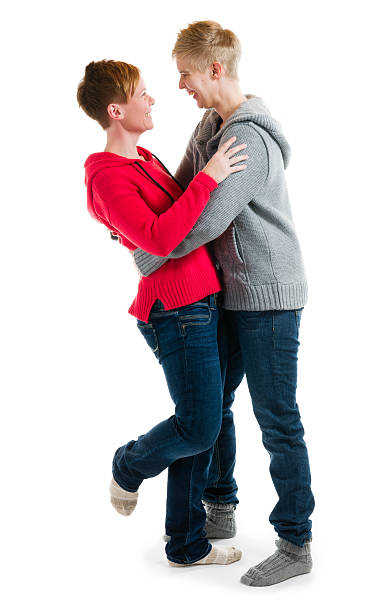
[203,307,315,547]
[112,294,223,564]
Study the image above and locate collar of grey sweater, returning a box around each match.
[195,94,291,169]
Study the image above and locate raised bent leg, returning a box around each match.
[112,296,224,564]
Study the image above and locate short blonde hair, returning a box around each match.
[77,60,140,129]
[172,21,241,79]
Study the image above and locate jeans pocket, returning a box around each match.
[137,321,160,360]
[177,303,212,329]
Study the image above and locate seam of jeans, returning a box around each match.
[213,438,222,486]
[184,454,196,550]
[182,319,191,551]
[272,312,280,399]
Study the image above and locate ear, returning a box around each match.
[211,62,223,79]
[107,103,124,121]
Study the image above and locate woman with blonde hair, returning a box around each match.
[77,59,248,567]
[133,20,315,587]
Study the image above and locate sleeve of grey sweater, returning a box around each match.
[133,122,269,276]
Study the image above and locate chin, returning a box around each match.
[197,98,209,110]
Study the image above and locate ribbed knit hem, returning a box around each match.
[128,272,222,323]
[221,280,308,311]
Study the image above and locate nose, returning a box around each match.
[179,76,185,90]
[149,95,155,105]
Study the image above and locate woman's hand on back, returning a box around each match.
[202,136,248,184]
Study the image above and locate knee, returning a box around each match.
[195,428,221,453]
[176,418,221,453]
[262,422,306,452]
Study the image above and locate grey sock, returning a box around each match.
[240,538,312,587]
[203,501,237,539]
[163,501,236,542]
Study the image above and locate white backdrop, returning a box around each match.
[2,1,378,609]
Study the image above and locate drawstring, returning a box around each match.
[135,162,176,203]
[151,153,185,193]
[134,152,185,202]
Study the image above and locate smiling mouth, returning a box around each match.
[145,112,152,117]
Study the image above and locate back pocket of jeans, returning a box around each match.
[137,322,159,359]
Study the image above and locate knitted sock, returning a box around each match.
[203,501,237,539]
[163,501,236,542]
[240,538,312,587]
[168,545,242,567]
[110,477,138,516]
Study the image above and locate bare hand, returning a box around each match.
[202,136,248,184]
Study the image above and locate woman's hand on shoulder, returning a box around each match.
[201,136,248,184]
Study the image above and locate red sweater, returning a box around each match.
[84,146,222,322]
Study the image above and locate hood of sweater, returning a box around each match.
[84,146,153,221]
[198,95,291,169]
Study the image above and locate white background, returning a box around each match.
[1,1,378,609]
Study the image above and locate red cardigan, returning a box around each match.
[85,146,222,322]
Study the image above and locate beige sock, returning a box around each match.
[168,545,242,567]
[110,477,138,516]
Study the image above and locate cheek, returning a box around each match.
[135,102,146,119]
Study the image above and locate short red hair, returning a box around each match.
[77,60,140,129]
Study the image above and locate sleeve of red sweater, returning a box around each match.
[92,170,217,257]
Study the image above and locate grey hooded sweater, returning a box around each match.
[133,95,308,311]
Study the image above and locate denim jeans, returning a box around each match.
[112,294,223,564]
[203,307,315,547]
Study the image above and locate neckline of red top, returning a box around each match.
[99,146,152,163]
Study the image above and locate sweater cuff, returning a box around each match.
[194,171,218,191]
[133,248,167,277]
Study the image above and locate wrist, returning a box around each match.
[197,171,219,189]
